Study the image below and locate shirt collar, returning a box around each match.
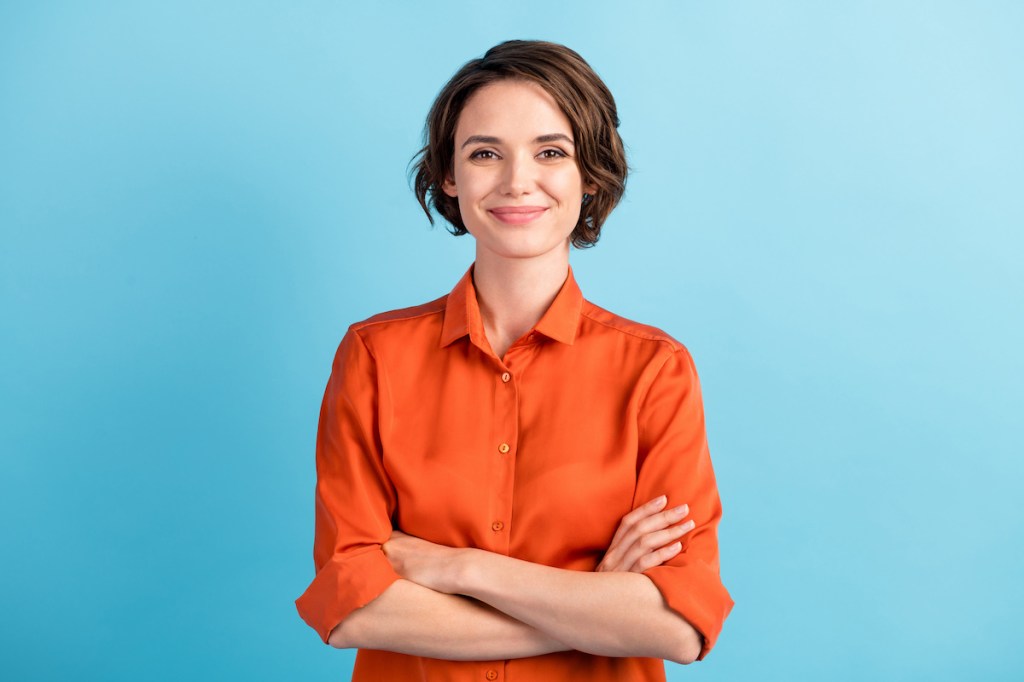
[440,264,583,349]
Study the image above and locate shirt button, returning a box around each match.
[501,372,511,383]
[485,671,498,681]
[498,443,510,454]
[491,521,504,532]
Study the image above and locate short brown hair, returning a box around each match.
[412,40,628,248]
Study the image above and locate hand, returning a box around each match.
[383,530,469,594]
[596,495,696,573]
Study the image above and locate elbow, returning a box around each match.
[666,622,703,665]
[327,619,355,649]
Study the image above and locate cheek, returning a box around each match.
[562,202,583,233]
[550,167,586,200]
[452,178,488,235]
[452,166,494,203]
[560,172,586,232]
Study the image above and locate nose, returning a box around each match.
[499,153,533,197]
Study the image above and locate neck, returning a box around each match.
[472,245,570,359]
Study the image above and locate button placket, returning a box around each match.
[490,359,517,553]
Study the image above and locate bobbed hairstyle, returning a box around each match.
[412,40,628,249]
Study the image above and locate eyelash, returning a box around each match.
[469,149,569,161]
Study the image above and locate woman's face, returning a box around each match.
[444,79,594,265]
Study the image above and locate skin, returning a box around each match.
[442,79,597,358]
[333,497,698,661]
[329,80,703,664]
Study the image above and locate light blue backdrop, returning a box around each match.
[2,1,1021,680]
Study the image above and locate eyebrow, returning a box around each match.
[460,133,575,149]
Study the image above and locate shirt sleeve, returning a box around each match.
[636,346,734,661]
[294,327,401,643]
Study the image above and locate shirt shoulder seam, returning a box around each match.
[348,298,447,332]
[580,303,686,351]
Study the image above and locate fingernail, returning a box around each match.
[654,495,668,507]
[672,504,688,515]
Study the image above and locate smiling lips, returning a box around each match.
[488,206,548,225]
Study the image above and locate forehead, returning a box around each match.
[455,80,573,139]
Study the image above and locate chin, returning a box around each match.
[482,237,569,261]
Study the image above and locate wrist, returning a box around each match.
[451,547,485,596]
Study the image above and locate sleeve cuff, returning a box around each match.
[295,546,402,643]
[644,559,734,661]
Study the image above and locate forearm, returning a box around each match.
[458,552,702,664]
[329,578,570,660]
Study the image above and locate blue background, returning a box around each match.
[2,1,1021,680]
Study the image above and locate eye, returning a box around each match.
[538,148,569,160]
[469,149,499,160]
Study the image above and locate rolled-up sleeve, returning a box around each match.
[295,327,401,643]
[637,346,733,660]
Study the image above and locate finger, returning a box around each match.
[632,504,690,537]
[606,503,690,567]
[608,495,667,548]
[603,496,668,566]
[618,519,695,571]
[626,499,692,540]
[623,495,668,525]
[629,540,683,573]
[620,504,690,551]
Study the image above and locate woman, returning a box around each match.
[296,40,733,680]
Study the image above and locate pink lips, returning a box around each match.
[488,206,548,225]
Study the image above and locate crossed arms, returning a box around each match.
[296,331,732,664]
[328,497,702,664]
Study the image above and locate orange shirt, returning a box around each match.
[296,266,733,681]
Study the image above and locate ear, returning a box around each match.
[442,175,458,198]
[583,181,598,196]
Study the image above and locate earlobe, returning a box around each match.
[442,177,458,198]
